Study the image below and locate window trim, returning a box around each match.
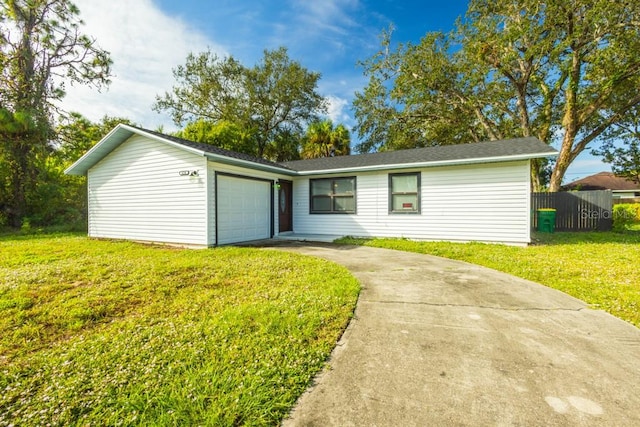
[309,176,357,214]
[389,172,421,214]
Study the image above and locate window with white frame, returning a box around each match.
[389,172,420,214]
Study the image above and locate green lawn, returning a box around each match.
[0,234,360,426]
[338,231,640,327]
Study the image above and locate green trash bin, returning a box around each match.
[537,208,556,233]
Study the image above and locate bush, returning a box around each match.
[612,203,640,232]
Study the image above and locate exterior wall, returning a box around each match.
[206,162,292,245]
[87,135,208,245]
[612,191,640,199]
[292,160,532,245]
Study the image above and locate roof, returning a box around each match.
[65,124,293,176]
[564,171,640,191]
[281,137,557,174]
[66,125,557,176]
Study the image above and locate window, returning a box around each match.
[310,177,356,213]
[389,172,420,214]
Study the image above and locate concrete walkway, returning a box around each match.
[272,243,640,427]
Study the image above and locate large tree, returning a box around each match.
[55,113,135,164]
[154,47,326,161]
[301,119,351,159]
[354,0,640,191]
[593,108,640,184]
[37,113,135,227]
[0,0,111,227]
[173,119,258,156]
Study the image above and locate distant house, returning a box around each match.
[564,172,640,199]
[65,124,557,247]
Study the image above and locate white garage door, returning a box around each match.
[217,175,271,245]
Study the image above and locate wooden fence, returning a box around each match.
[531,190,613,231]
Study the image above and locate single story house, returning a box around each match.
[564,171,640,199]
[65,124,557,246]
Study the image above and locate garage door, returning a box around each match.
[217,175,271,245]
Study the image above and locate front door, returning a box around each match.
[278,180,293,232]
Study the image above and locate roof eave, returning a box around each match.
[64,124,132,176]
[292,151,559,175]
[205,153,296,175]
[64,124,208,176]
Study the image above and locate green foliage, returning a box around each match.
[0,235,360,425]
[0,108,50,227]
[613,204,640,232]
[154,47,326,160]
[174,119,258,155]
[301,119,351,159]
[354,0,640,191]
[338,232,640,327]
[16,114,137,229]
[0,0,111,227]
[595,138,640,185]
[55,113,136,164]
[264,128,303,162]
[592,104,640,184]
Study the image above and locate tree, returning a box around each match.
[173,119,258,156]
[154,47,326,160]
[55,113,135,163]
[354,0,640,191]
[0,109,46,226]
[301,119,351,159]
[36,113,136,227]
[0,0,111,227]
[600,141,640,184]
[594,110,640,184]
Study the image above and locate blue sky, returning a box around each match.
[63,0,609,182]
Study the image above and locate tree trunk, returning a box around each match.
[530,159,543,192]
[548,133,574,192]
[549,39,582,192]
[6,143,31,228]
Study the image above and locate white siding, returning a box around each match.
[292,161,532,245]
[87,135,208,245]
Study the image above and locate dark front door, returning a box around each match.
[278,180,293,232]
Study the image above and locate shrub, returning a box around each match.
[612,203,640,232]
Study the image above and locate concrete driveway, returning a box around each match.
[272,243,640,427]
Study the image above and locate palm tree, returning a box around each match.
[301,119,351,159]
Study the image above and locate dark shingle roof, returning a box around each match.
[135,126,294,171]
[564,171,640,191]
[149,128,555,174]
[280,137,556,172]
[66,124,557,176]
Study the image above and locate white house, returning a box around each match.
[65,124,558,246]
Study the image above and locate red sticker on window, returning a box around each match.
[402,203,413,208]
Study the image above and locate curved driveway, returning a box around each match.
[274,243,640,426]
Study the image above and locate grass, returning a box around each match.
[337,231,640,327]
[0,234,360,426]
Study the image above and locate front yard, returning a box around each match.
[0,234,360,426]
[2,230,638,425]
[338,231,640,327]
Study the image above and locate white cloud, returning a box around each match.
[325,95,351,125]
[58,0,223,130]
[290,0,360,36]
